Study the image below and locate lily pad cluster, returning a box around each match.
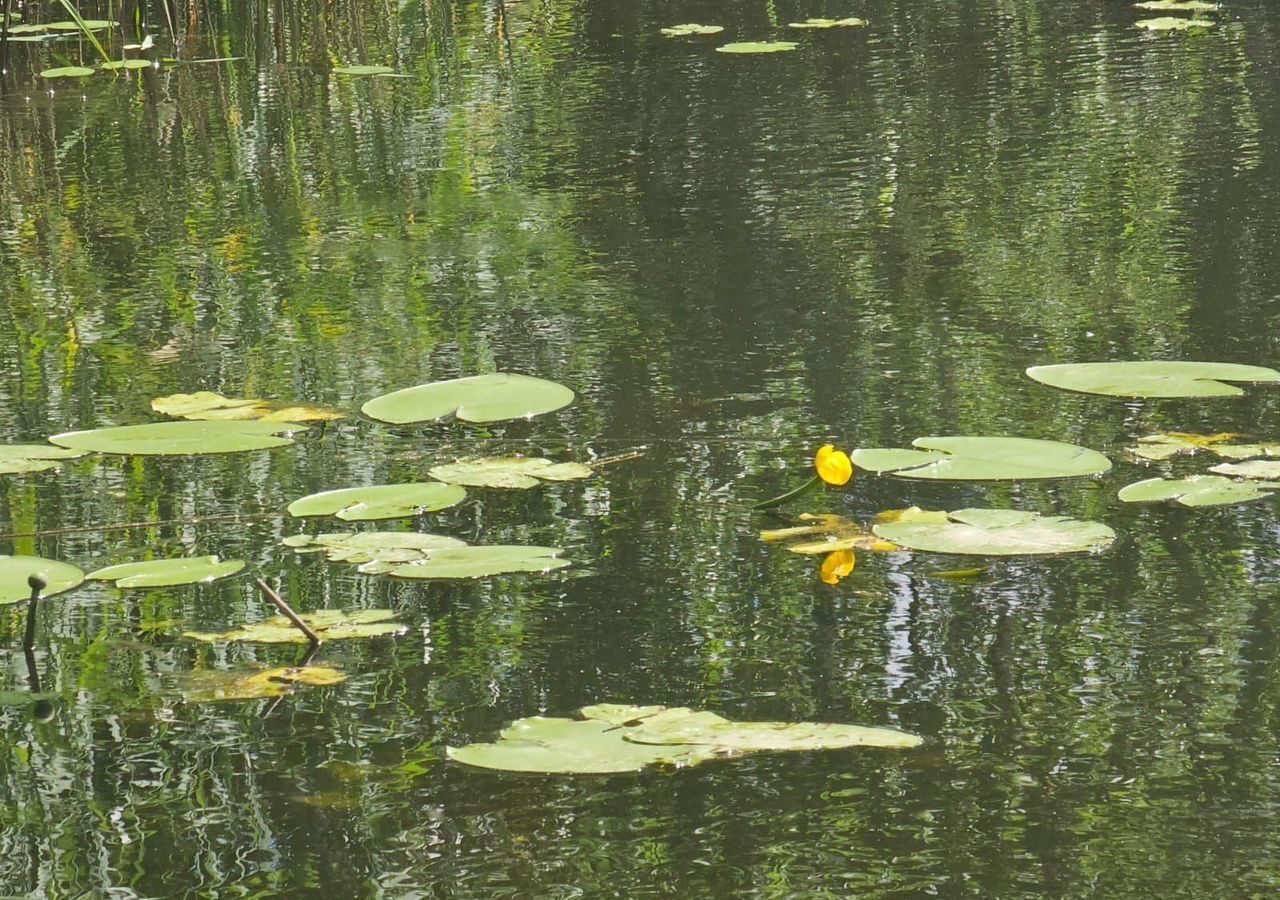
[660,11,868,55]
[152,391,345,423]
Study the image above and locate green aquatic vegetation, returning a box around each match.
[661,24,724,36]
[427,457,593,489]
[1135,15,1215,29]
[100,59,153,70]
[850,436,1111,480]
[760,513,899,554]
[282,531,467,567]
[332,65,396,75]
[1118,475,1279,507]
[447,704,922,774]
[287,483,467,521]
[361,373,575,425]
[1206,442,1280,460]
[1026,361,1280,397]
[47,19,115,29]
[49,420,307,455]
[872,508,1116,555]
[0,444,85,474]
[715,41,799,54]
[87,556,245,589]
[388,545,570,579]
[1133,0,1217,10]
[152,391,345,422]
[787,17,867,29]
[184,609,405,644]
[39,66,96,78]
[180,665,346,702]
[282,532,569,578]
[0,556,85,604]
[1208,460,1280,480]
[1127,432,1245,460]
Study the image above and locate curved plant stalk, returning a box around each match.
[55,0,114,73]
[753,474,822,510]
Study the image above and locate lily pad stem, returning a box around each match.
[254,577,322,646]
[752,474,822,511]
[22,575,44,652]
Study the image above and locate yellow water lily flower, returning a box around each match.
[819,549,856,584]
[814,444,854,486]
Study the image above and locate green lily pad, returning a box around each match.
[0,556,86,605]
[184,609,405,644]
[40,66,96,78]
[388,546,569,580]
[362,373,574,425]
[100,59,153,70]
[1133,0,1217,10]
[427,457,593,489]
[180,665,346,702]
[851,436,1111,480]
[1026,361,1280,397]
[0,444,85,474]
[1206,442,1280,460]
[787,17,867,29]
[49,420,306,455]
[715,41,799,54]
[872,508,1115,555]
[1209,460,1280,480]
[1127,432,1246,460]
[282,531,467,566]
[1118,476,1279,507]
[661,23,724,36]
[8,24,48,34]
[287,483,467,521]
[759,513,900,554]
[152,391,345,423]
[447,704,922,774]
[333,65,395,75]
[47,19,115,29]
[87,556,245,589]
[1135,15,1214,29]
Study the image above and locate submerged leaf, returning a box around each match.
[87,556,245,589]
[49,420,306,455]
[152,391,344,423]
[715,41,799,54]
[760,513,899,554]
[1135,15,1214,29]
[0,556,85,605]
[362,373,575,425]
[1127,432,1245,460]
[1209,460,1280,480]
[0,444,85,475]
[427,457,593,489]
[851,436,1110,480]
[661,23,724,36]
[287,483,467,521]
[872,508,1115,555]
[184,609,405,644]
[1026,361,1278,397]
[787,17,867,28]
[1118,475,1279,507]
[181,665,346,702]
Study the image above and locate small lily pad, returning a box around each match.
[87,556,245,589]
[388,546,569,580]
[184,609,406,644]
[40,66,96,78]
[1209,460,1280,480]
[1133,0,1217,10]
[427,457,593,489]
[1118,475,1279,507]
[1026,362,1279,397]
[287,483,467,521]
[333,65,395,75]
[47,19,115,29]
[851,436,1111,480]
[661,23,724,36]
[362,373,575,425]
[0,556,86,605]
[1135,15,1214,29]
[49,420,306,455]
[872,508,1115,556]
[0,444,85,474]
[715,41,799,54]
[180,665,346,702]
[787,17,867,29]
[760,513,899,554]
[1206,442,1280,460]
[100,59,153,70]
[152,391,345,423]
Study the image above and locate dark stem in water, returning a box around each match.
[254,577,321,646]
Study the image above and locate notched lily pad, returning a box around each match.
[1135,15,1214,29]
[1118,475,1279,507]
[715,41,799,54]
[0,444,85,474]
[361,373,575,425]
[850,436,1111,480]
[87,556,245,589]
[0,556,85,605]
[787,17,867,28]
[184,609,405,644]
[49,420,306,455]
[427,457,593,489]
[287,483,467,521]
[661,23,724,36]
[1209,460,1280,480]
[760,513,900,554]
[1027,361,1278,397]
[152,391,345,423]
[180,665,346,702]
[872,508,1115,555]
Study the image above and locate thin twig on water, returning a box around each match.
[253,577,321,646]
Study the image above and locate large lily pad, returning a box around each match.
[49,420,306,455]
[661,23,724,36]
[287,483,467,521]
[0,444,85,474]
[0,556,85,605]
[87,556,245,589]
[760,513,899,554]
[427,457,593,489]
[1026,362,1280,397]
[152,391,345,423]
[1135,16,1214,29]
[282,531,467,566]
[850,436,1111,480]
[361,373,574,425]
[872,508,1115,555]
[787,17,867,29]
[1209,460,1280,480]
[447,704,922,774]
[1133,0,1217,10]
[1118,475,1279,507]
[283,531,566,578]
[388,546,570,580]
[715,41,799,54]
[180,665,346,702]
[184,609,405,644]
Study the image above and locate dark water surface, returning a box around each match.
[3,0,1280,895]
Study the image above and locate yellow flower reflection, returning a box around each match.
[819,549,856,584]
[814,444,853,486]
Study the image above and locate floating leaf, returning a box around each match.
[1118,475,1279,507]
[100,59,153,70]
[427,457,593,489]
[39,66,95,78]
[661,23,724,36]
[1127,432,1245,460]
[621,706,923,752]
[47,19,115,29]
[180,665,346,702]
[333,64,396,75]
[1026,362,1280,397]
[851,436,1111,480]
[760,513,899,554]
[362,373,574,425]
[819,550,856,584]
[1206,442,1280,460]
[814,444,854,486]
[1209,460,1280,480]
[1135,15,1214,29]
[387,546,569,580]
[787,17,867,28]
[87,556,244,589]
[1133,0,1217,10]
[715,41,799,54]
[0,556,85,605]
[49,420,306,455]
[151,391,345,423]
[282,531,468,567]
[287,483,467,521]
[184,609,405,644]
[8,24,49,34]
[0,445,85,474]
[872,508,1115,555]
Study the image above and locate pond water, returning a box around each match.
[3,0,1280,895]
